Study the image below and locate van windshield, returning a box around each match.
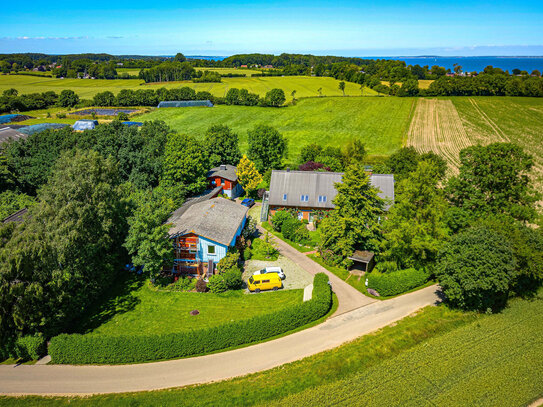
[248,276,254,284]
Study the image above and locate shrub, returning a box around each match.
[217,251,240,273]
[436,225,515,312]
[223,269,243,290]
[49,274,332,364]
[117,112,129,121]
[14,334,47,360]
[195,278,207,292]
[56,113,66,119]
[207,274,227,293]
[271,210,292,232]
[294,224,310,243]
[367,268,430,297]
[243,247,252,260]
[250,237,279,260]
[281,217,301,241]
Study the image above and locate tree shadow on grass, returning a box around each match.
[71,272,145,334]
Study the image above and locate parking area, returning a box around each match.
[243,254,314,290]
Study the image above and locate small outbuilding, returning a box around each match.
[73,120,98,131]
[157,100,213,108]
[348,250,375,274]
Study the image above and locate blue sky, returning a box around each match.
[2,0,543,56]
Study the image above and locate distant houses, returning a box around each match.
[207,164,243,199]
[266,169,395,221]
[167,198,248,276]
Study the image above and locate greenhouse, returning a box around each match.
[157,100,213,108]
[19,123,69,135]
[73,120,99,131]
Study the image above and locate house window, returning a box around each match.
[208,245,216,255]
[300,194,309,202]
[282,193,288,201]
[318,195,327,203]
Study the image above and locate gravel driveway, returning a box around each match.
[243,255,314,290]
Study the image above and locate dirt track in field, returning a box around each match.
[407,99,472,172]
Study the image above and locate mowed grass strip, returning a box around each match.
[268,292,543,407]
[138,97,414,160]
[0,74,376,99]
[74,275,303,336]
[0,305,476,406]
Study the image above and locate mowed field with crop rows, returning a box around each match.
[0,74,376,99]
[267,292,543,407]
[407,97,543,180]
[138,96,415,160]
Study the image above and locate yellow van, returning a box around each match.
[248,273,282,293]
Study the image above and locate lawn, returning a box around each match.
[6,291,541,406]
[0,74,376,99]
[137,96,414,160]
[74,274,303,336]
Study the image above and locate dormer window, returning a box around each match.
[318,195,327,203]
[300,194,309,202]
[283,193,288,201]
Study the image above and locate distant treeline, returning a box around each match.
[0,86,287,113]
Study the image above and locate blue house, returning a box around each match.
[167,197,248,276]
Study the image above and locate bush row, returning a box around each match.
[367,268,430,297]
[49,273,332,364]
[0,334,47,361]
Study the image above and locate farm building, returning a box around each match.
[157,100,213,108]
[264,169,394,221]
[167,197,248,276]
[73,120,98,131]
[207,164,243,199]
[0,127,28,144]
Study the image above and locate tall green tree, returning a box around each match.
[338,81,346,96]
[380,160,449,270]
[162,134,209,195]
[319,164,384,267]
[436,225,516,312]
[446,142,540,223]
[247,124,287,172]
[0,150,127,344]
[124,190,175,280]
[263,88,286,107]
[204,125,242,167]
[58,89,79,107]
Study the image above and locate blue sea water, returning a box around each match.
[363,56,543,73]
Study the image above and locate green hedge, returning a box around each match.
[14,334,47,360]
[367,268,430,297]
[49,273,332,364]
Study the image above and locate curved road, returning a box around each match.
[0,228,442,396]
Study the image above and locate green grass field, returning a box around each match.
[74,274,302,336]
[0,74,375,99]
[137,96,414,160]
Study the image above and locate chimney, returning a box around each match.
[286,167,290,172]
[220,164,227,171]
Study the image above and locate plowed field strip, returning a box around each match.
[407,99,470,173]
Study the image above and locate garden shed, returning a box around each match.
[73,120,98,131]
[157,100,213,108]
[348,250,375,274]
